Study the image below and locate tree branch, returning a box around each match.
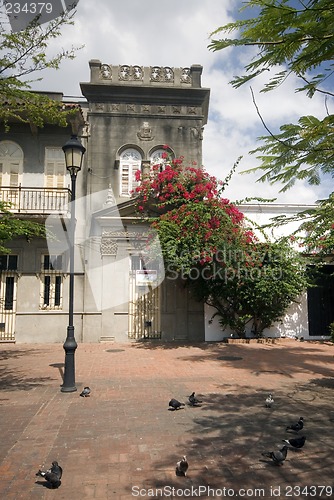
[243,34,333,47]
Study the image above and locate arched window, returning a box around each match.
[119,148,142,196]
[0,141,23,187]
[149,147,174,171]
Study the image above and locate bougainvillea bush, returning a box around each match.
[133,153,309,337]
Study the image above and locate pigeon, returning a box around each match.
[286,416,304,432]
[261,445,288,466]
[169,398,185,410]
[80,387,91,397]
[176,455,188,476]
[188,392,202,406]
[265,394,274,408]
[283,436,306,449]
[36,461,63,488]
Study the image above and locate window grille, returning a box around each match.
[40,254,63,309]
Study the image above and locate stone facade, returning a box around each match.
[79,61,210,342]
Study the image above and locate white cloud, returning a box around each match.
[29,0,333,206]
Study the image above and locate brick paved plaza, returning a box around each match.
[0,339,333,499]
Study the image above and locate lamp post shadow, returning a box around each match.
[49,363,65,384]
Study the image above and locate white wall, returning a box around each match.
[205,294,309,341]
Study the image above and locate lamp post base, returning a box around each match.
[61,326,77,393]
[61,384,77,393]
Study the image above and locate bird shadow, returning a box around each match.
[175,469,186,476]
[35,480,61,489]
[259,459,284,467]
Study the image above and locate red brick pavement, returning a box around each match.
[0,339,333,499]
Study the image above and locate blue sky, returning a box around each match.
[4,0,332,206]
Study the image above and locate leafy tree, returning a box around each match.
[266,192,334,257]
[0,201,45,253]
[190,240,309,337]
[134,154,309,337]
[0,8,80,130]
[208,0,334,191]
[0,7,80,251]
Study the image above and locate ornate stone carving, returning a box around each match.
[190,126,204,140]
[119,65,130,80]
[132,65,144,80]
[103,231,139,239]
[187,107,197,115]
[150,66,161,81]
[126,104,136,112]
[157,106,166,114]
[100,64,112,80]
[110,103,120,112]
[164,67,174,82]
[101,230,148,255]
[103,185,116,207]
[141,105,150,113]
[150,66,174,83]
[94,103,104,111]
[172,106,181,114]
[100,235,118,256]
[181,67,191,83]
[137,121,154,141]
[119,65,144,81]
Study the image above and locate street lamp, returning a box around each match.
[61,135,86,393]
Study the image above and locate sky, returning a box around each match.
[6,0,333,206]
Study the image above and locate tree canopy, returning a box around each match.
[0,201,45,253]
[0,8,80,130]
[209,0,334,191]
[0,8,80,251]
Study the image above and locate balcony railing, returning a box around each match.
[0,186,71,214]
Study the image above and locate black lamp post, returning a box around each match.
[61,135,86,393]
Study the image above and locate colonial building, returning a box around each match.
[0,61,210,343]
[0,61,332,343]
[0,94,86,342]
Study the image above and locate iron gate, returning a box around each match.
[0,272,17,341]
[128,270,161,339]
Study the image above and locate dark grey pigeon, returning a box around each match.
[80,387,91,397]
[286,416,304,432]
[262,445,288,466]
[169,398,185,410]
[176,455,188,476]
[265,393,274,408]
[36,461,63,488]
[283,435,306,449]
[188,392,202,406]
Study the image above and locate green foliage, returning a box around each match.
[0,201,45,254]
[242,113,334,191]
[189,240,309,337]
[209,0,334,247]
[258,192,334,259]
[209,0,334,95]
[329,322,334,343]
[0,10,81,130]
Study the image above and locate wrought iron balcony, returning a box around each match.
[0,186,71,214]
